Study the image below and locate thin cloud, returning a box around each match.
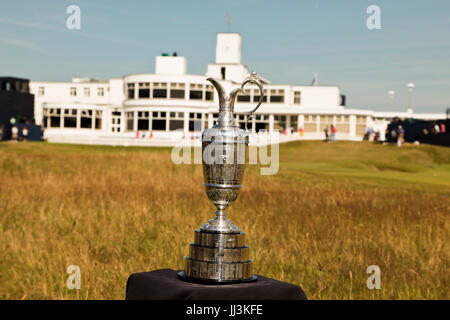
[0,16,147,49]
[0,37,39,49]
[0,17,65,32]
[0,37,33,48]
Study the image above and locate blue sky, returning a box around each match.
[0,0,449,112]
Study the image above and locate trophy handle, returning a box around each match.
[241,71,264,130]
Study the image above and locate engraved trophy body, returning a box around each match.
[178,72,264,283]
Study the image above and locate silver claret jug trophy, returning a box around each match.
[178,72,264,284]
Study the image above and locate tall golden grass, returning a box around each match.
[0,141,448,299]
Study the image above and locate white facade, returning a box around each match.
[29,33,446,146]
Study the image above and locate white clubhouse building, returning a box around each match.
[29,33,446,146]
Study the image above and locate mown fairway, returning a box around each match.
[0,141,449,299]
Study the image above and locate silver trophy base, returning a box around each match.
[179,229,257,284]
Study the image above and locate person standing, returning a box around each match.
[433,123,440,134]
[324,126,329,142]
[11,126,18,141]
[397,125,404,147]
[390,127,397,142]
[374,130,380,142]
[22,126,29,142]
[330,124,337,142]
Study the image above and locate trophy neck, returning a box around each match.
[217,104,235,127]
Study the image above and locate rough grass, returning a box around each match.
[0,141,448,300]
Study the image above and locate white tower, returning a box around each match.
[207,33,249,83]
[215,33,241,64]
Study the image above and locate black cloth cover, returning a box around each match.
[126,269,307,300]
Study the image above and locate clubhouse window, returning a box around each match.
[152,111,167,130]
[42,108,49,128]
[137,111,149,130]
[205,84,214,101]
[235,114,249,130]
[211,113,219,125]
[80,109,93,128]
[153,82,167,98]
[189,112,202,131]
[189,84,203,100]
[127,83,135,99]
[169,112,184,130]
[63,109,77,128]
[290,116,298,130]
[139,82,150,98]
[237,89,251,102]
[95,110,102,129]
[170,83,185,99]
[273,115,286,132]
[42,108,61,128]
[269,89,284,103]
[293,91,301,105]
[126,112,134,131]
[253,89,267,103]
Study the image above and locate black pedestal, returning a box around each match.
[125,269,307,300]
